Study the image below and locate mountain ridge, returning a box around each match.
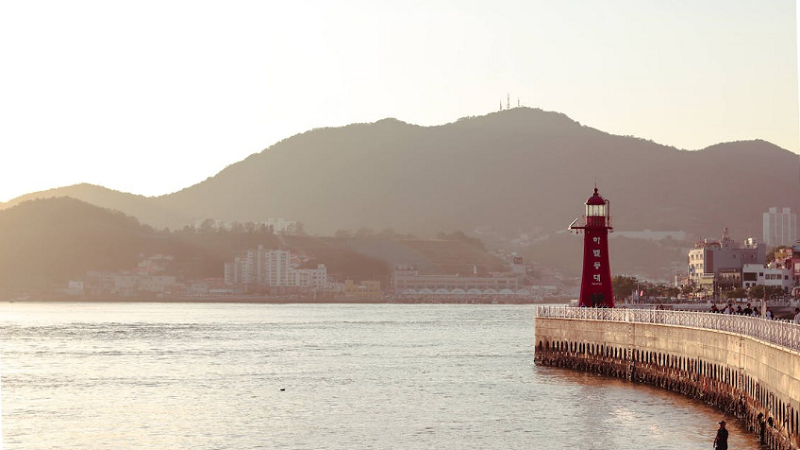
[3,108,798,241]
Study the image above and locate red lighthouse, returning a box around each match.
[570,187,614,307]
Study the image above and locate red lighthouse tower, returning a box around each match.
[570,187,614,307]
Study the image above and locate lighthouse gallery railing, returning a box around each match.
[536,306,800,353]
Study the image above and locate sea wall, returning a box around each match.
[534,308,800,450]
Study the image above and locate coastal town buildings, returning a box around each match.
[392,264,519,294]
[292,265,328,290]
[763,207,797,247]
[741,264,792,291]
[223,246,326,291]
[84,271,179,297]
[224,246,292,286]
[344,280,382,297]
[687,229,765,293]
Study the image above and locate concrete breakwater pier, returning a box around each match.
[534,307,800,449]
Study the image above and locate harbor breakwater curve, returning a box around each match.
[534,307,800,449]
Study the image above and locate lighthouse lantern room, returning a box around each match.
[570,187,615,307]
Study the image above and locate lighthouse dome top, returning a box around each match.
[586,187,605,205]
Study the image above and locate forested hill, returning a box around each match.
[4,108,799,240]
[0,198,396,296]
[0,197,152,295]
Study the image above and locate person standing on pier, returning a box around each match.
[794,308,800,324]
[713,420,728,450]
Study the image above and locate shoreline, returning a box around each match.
[0,295,572,305]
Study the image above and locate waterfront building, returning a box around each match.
[741,263,792,291]
[292,264,328,290]
[224,246,326,290]
[392,265,518,293]
[135,254,173,275]
[85,271,178,296]
[687,228,765,292]
[763,207,797,247]
[344,280,382,297]
[65,280,84,296]
[224,246,292,287]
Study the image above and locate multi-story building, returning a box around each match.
[742,264,792,291]
[264,249,292,286]
[292,265,328,290]
[687,229,765,291]
[224,246,292,287]
[763,207,797,247]
[224,246,325,291]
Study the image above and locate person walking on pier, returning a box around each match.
[794,307,800,324]
[713,420,728,450]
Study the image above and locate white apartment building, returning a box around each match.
[292,265,328,290]
[224,246,325,290]
[763,207,797,247]
[224,246,292,287]
[741,263,793,291]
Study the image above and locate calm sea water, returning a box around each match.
[1,303,760,450]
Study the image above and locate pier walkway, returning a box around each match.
[535,306,800,450]
[537,306,800,352]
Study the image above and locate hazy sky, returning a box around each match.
[0,1,798,202]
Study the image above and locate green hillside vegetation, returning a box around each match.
[0,197,151,296]
[0,198,281,296]
[6,108,795,281]
[285,234,506,281]
[1,198,509,296]
[5,108,798,243]
[162,222,280,280]
[281,235,391,282]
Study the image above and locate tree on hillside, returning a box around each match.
[612,275,638,300]
[436,231,485,250]
[334,229,352,239]
[198,218,217,233]
[294,222,307,236]
[230,222,245,233]
[355,227,375,238]
[376,228,398,239]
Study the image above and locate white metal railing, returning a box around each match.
[535,306,800,353]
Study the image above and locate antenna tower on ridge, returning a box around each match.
[507,94,510,110]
